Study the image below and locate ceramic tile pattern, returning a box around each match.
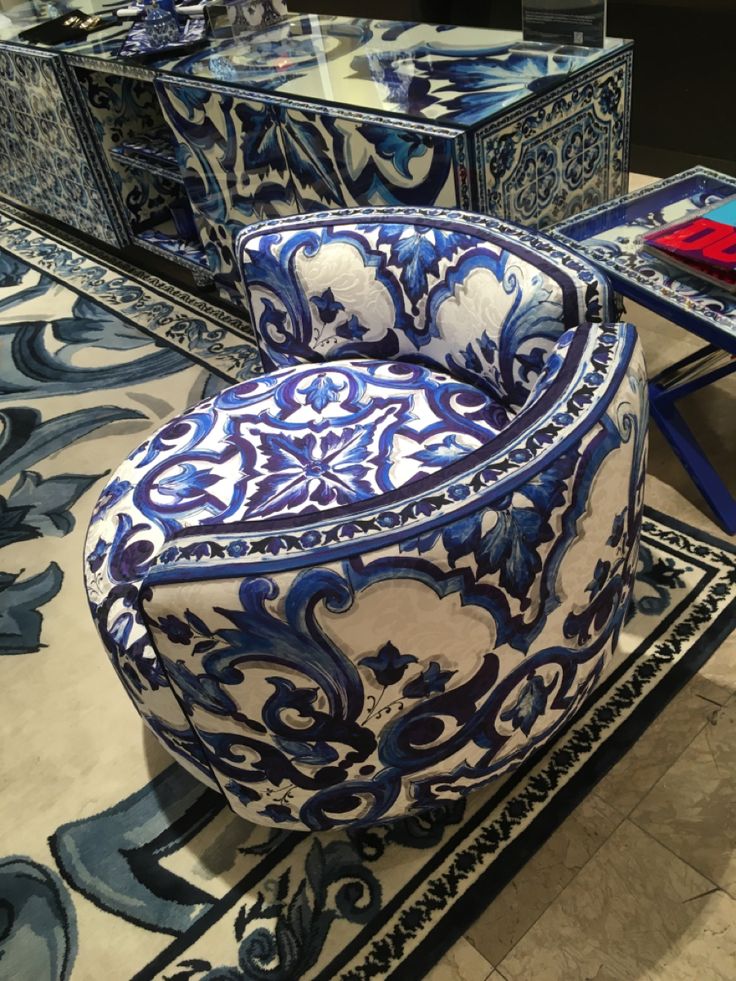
[474,49,632,229]
[554,167,736,350]
[76,69,182,231]
[146,20,632,289]
[155,81,300,292]
[0,43,127,247]
[155,16,628,127]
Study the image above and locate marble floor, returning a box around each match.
[425,176,736,980]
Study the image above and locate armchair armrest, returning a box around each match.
[236,206,614,407]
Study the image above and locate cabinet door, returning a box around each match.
[0,44,128,247]
[156,80,300,296]
[279,102,471,213]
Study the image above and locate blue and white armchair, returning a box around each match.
[84,208,648,831]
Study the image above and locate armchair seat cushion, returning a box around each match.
[121,358,510,531]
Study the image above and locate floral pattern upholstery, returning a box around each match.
[237,207,611,409]
[84,207,648,829]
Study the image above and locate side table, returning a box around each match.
[553,167,736,533]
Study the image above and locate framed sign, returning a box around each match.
[522,0,607,48]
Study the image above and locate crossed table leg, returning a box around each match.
[649,343,736,534]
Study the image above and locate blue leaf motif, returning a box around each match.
[299,373,346,411]
[335,315,369,342]
[403,661,457,699]
[410,434,470,468]
[359,641,418,687]
[311,288,344,324]
[259,804,297,824]
[156,614,193,646]
[0,406,145,485]
[379,228,444,311]
[5,469,106,538]
[51,765,222,934]
[0,856,78,981]
[86,537,108,574]
[282,114,344,206]
[0,563,63,655]
[90,476,131,523]
[501,675,549,736]
[461,343,483,373]
[0,496,40,549]
[258,297,289,338]
[357,123,428,179]
[442,513,483,568]
[476,508,552,599]
[586,559,612,599]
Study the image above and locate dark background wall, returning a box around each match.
[290,0,736,178]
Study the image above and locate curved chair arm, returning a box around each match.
[236,206,615,407]
[135,319,649,829]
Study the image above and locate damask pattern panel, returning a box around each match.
[279,101,469,212]
[156,80,300,294]
[473,48,633,229]
[75,69,181,230]
[0,44,128,247]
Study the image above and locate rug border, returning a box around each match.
[126,506,736,981]
[389,510,736,980]
[0,205,259,383]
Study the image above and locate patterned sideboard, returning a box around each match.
[0,42,128,247]
[148,18,633,299]
[1,15,633,303]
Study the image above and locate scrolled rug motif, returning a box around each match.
[0,210,734,981]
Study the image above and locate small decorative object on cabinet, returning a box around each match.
[84,207,648,831]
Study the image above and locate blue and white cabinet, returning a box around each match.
[150,17,632,296]
[2,14,633,302]
[0,42,128,247]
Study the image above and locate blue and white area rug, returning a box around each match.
[0,209,735,981]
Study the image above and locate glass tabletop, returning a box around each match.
[60,13,628,127]
[0,0,121,43]
[554,167,736,353]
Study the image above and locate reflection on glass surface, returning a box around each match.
[154,14,625,125]
[1,5,627,130]
[0,0,121,42]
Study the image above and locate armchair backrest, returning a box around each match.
[236,208,613,409]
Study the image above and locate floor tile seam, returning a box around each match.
[494,816,731,980]
[595,660,736,827]
[594,693,721,819]
[627,693,729,815]
[483,795,628,971]
[626,814,732,901]
[465,787,626,970]
[463,932,497,970]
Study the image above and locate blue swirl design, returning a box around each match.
[0,857,78,981]
[85,208,647,830]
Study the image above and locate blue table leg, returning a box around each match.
[649,346,736,534]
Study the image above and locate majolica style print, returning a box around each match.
[70,511,736,981]
[84,208,649,830]
[475,49,633,228]
[279,103,465,213]
[77,68,183,230]
[0,43,127,246]
[2,205,735,981]
[144,17,631,288]
[156,81,300,292]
